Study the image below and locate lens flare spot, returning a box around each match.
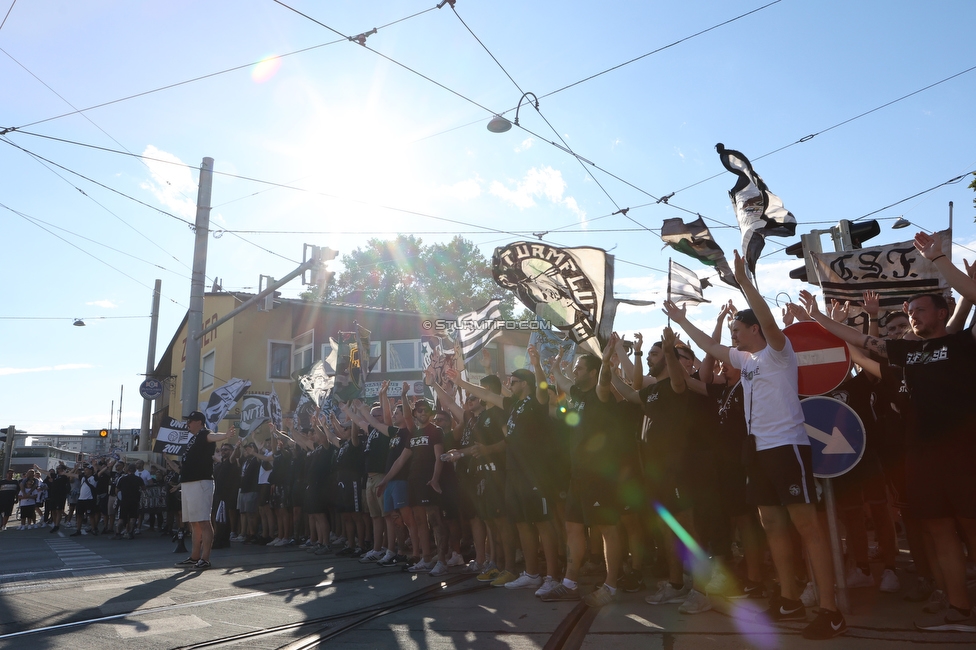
[564,411,581,427]
[252,55,282,83]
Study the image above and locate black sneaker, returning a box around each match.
[758,596,806,622]
[50,525,59,533]
[175,557,199,566]
[740,580,765,599]
[194,559,212,570]
[618,569,645,593]
[802,608,847,639]
[70,531,82,537]
[336,546,357,557]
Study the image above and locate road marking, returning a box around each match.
[113,614,210,639]
[46,539,110,569]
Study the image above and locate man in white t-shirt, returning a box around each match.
[663,250,846,641]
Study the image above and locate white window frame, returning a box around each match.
[201,350,215,389]
[268,340,294,381]
[368,340,382,373]
[293,329,314,374]
[386,339,423,372]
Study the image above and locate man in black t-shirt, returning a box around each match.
[175,411,236,570]
[800,231,976,632]
[451,347,561,593]
[47,466,71,533]
[0,470,19,531]
[116,464,145,539]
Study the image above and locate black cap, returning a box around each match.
[187,411,207,423]
[733,309,760,327]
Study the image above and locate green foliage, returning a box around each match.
[970,172,976,211]
[301,235,524,319]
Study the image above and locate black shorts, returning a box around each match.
[504,475,552,524]
[291,483,305,508]
[119,501,140,520]
[617,462,646,512]
[48,496,67,512]
[407,479,439,508]
[1,502,13,517]
[334,474,362,514]
[258,484,272,507]
[474,472,506,521]
[76,498,95,518]
[457,473,479,521]
[565,478,621,526]
[439,479,461,520]
[906,437,976,520]
[834,449,888,511]
[304,484,330,515]
[714,452,750,517]
[273,484,292,509]
[746,444,817,507]
[19,504,36,519]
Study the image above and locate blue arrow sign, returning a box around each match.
[801,396,866,478]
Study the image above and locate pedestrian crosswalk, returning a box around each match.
[46,539,111,572]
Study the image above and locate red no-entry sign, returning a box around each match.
[785,321,852,396]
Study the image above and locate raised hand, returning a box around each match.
[526,345,541,368]
[913,232,944,260]
[861,290,880,317]
[733,250,749,284]
[829,299,851,323]
[798,290,822,318]
[661,299,687,323]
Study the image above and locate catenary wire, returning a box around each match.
[0,0,15,32]
[1,202,187,308]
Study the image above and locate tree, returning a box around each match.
[302,235,528,319]
[970,172,976,210]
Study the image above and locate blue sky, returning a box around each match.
[2,0,975,436]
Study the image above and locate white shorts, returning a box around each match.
[181,480,214,523]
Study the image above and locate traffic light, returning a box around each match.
[305,245,338,288]
[837,219,881,249]
[99,429,108,438]
[786,232,824,285]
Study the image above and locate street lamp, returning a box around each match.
[892,217,911,229]
[486,91,540,133]
[73,319,86,326]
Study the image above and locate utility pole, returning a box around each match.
[1,425,15,475]
[140,279,162,453]
[181,158,214,418]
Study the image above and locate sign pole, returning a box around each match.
[822,477,850,614]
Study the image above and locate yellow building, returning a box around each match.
[152,292,530,437]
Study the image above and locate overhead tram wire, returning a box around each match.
[7,4,441,132]
[271,0,738,235]
[409,0,784,146]
[0,0,16,32]
[1,202,187,308]
[669,62,976,196]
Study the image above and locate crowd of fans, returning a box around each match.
[3,234,975,640]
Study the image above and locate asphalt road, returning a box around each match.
[1,520,974,649]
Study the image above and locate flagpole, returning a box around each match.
[666,258,672,328]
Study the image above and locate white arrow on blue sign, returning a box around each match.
[800,396,866,478]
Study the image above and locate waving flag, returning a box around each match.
[492,242,652,356]
[269,384,283,430]
[445,299,504,362]
[669,259,710,306]
[716,143,796,276]
[661,216,738,288]
[202,377,251,431]
[298,360,333,408]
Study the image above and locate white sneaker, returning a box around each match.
[462,560,483,574]
[504,571,543,590]
[446,551,465,567]
[377,550,396,564]
[800,580,818,607]
[17,525,25,531]
[644,581,690,604]
[534,576,557,597]
[846,567,875,588]
[429,561,449,577]
[678,588,712,614]
[705,568,731,595]
[879,568,900,593]
[407,559,434,573]
[266,538,281,547]
[359,549,384,563]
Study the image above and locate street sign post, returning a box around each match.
[801,395,867,615]
[785,321,852,396]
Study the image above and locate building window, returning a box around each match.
[293,330,314,374]
[269,341,293,380]
[321,343,337,374]
[387,339,422,372]
[368,340,382,373]
[201,350,215,389]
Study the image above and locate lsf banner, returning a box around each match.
[153,417,192,456]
